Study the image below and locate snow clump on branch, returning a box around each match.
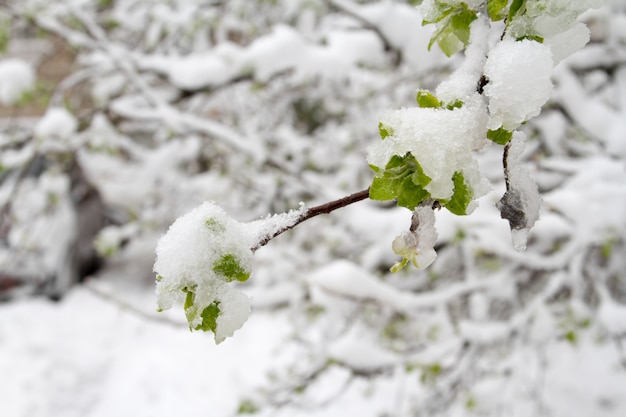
[154,202,306,343]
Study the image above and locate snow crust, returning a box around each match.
[484,39,554,131]
[0,58,35,105]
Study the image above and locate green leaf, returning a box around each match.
[445,99,464,110]
[429,23,462,57]
[370,176,401,201]
[368,163,381,175]
[378,122,394,139]
[390,257,409,273]
[416,90,441,108]
[427,4,477,57]
[487,0,509,21]
[194,301,221,332]
[487,127,513,145]
[369,153,431,210]
[184,289,195,310]
[443,172,473,215]
[213,254,250,282]
[237,399,259,414]
[508,0,526,21]
[564,330,577,345]
[397,176,430,210]
[449,6,477,45]
[422,3,454,25]
[517,34,544,43]
[0,21,9,54]
[411,159,432,188]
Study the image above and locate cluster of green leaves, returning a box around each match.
[369,90,474,214]
[213,254,251,282]
[423,1,477,57]
[423,0,544,57]
[369,152,431,211]
[183,286,222,332]
[416,90,463,110]
[173,216,251,333]
[368,157,473,215]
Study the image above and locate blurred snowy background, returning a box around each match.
[1,1,626,416]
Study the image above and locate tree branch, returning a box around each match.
[252,187,370,251]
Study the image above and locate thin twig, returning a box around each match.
[252,187,370,251]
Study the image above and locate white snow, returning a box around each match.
[0,58,35,105]
[34,107,79,141]
[484,39,554,131]
[328,332,399,372]
[154,201,253,343]
[545,22,591,63]
[435,16,490,103]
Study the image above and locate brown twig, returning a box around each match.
[252,187,370,251]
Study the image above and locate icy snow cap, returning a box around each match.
[0,59,35,105]
[154,202,254,343]
[484,39,554,131]
[154,200,307,343]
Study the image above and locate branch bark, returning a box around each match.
[252,187,370,251]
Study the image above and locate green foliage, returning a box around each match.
[508,0,526,21]
[424,2,478,57]
[601,237,617,259]
[416,90,442,108]
[213,254,251,282]
[182,287,222,333]
[441,171,472,215]
[564,330,577,345]
[417,90,463,110]
[487,127,513,145]
[370,155,473,215]
[0,18,9,53]
[237,399,259,414]
[517,34,544,43]
[465,396,477,410]
[14,82,53,109]
[183,287,195,310]
[369,153,431,210]
[488,0,509,21]
[194,301,221,332]
[378,122,394,139]
[420,362,442,383]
